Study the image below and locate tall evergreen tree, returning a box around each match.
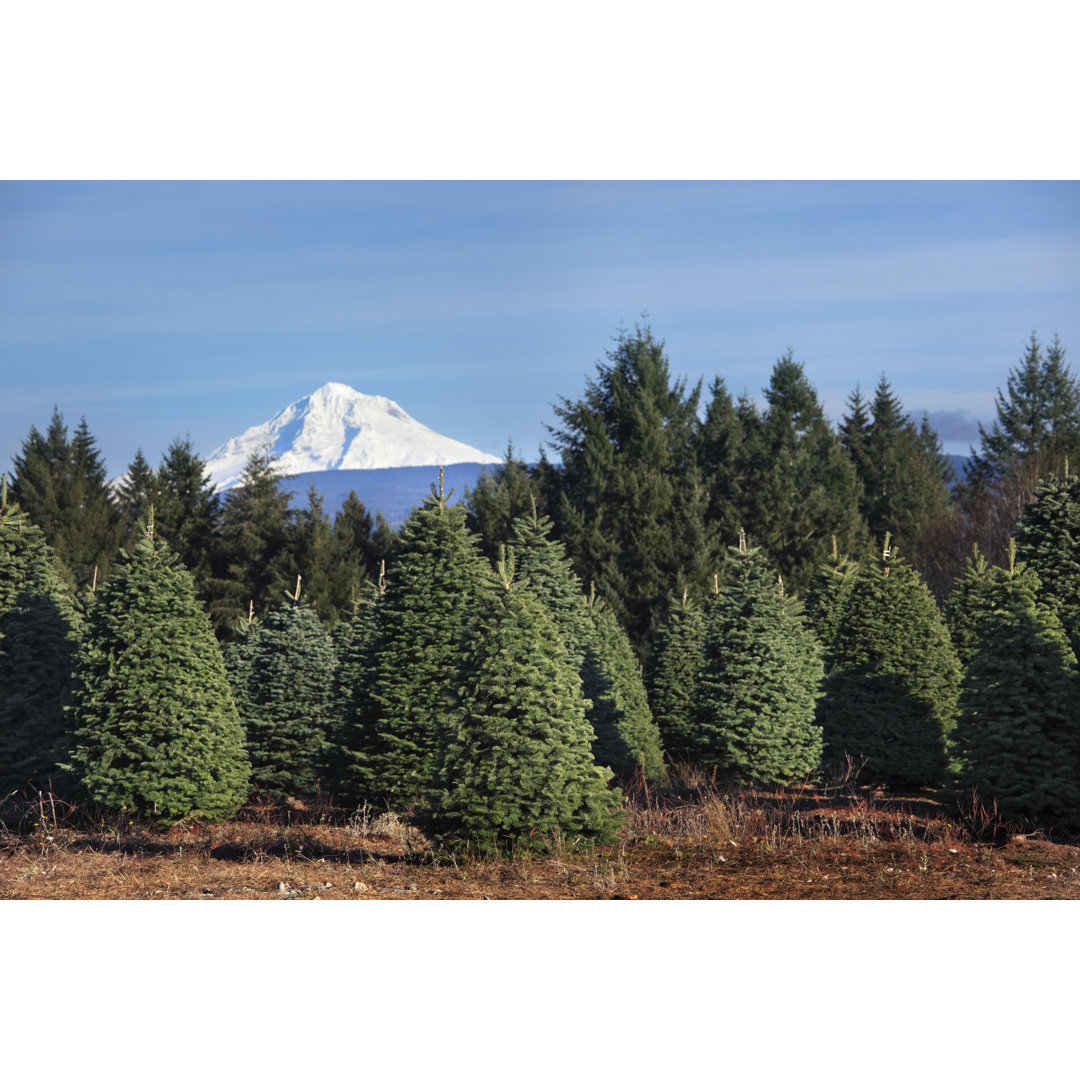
[465,442,540,562]
[11,410,122,589]
[422,551,622,852]
[69,514,250,822]
[952,543,1080,832]
[840,375,956,586]
[287,485,354,624]
[690,535,824,785]
[696,376,742,573]
[960,333,1080,570]
[0,476,82,795]
[735,352,869,597]
[209,447,294,635]
[339,471,497,811]
[817,536,961,787]
[1014,467,1080,659]
[541,324,717,659]
[115,449,158,544]
[153,436,221,598]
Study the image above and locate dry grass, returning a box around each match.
[3,769,1079,900]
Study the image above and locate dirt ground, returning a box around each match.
[4,783,1079,900]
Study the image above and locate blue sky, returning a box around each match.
[2,180,1078,479]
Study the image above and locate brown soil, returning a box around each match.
[4,782,1079,900]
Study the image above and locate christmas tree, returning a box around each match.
[422,551,622,852]
[0,476,82,795]
[1014,467,1080,659]
[340,470,497,811]
[692,533,824,785]
[69,512,250,822]
[226,580,338,800]
[510,503,664,781]
[818,535,961,787]
[645,587,708,762]
[952,542,1080,832]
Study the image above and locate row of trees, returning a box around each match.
[468,327,1079,664]
[4,456,1078,841]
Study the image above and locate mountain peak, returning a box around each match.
[205,383,500,490]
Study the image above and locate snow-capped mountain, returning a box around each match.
[205,382,501,491]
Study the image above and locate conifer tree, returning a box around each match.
[11,410,123,589]
[465,442,540,562]
[802,536,859,662]
[735,353,869,597]
[0,476,81,795]
[840,376,956,587]
[153,436,221,597]
[585,591,666,782]
[510,504,664,781]
[329,491,377,608]
[69,513,250,822]
[1014,468,1080,659]
[115,449,158,543]
[226,582,338,800]
[209,447,294,635]
[541,324,717,660]
[691,534,824,784]
[818,536,961,787]
[945,545,1002,669]
[422,551,622,852]
[644,586,708,763]
[326,564,384,795]
[339,470,497,811]
[287,485,354,624]
[952,543,1080,832]
[697,376,743,555]
[960,333,1080,570]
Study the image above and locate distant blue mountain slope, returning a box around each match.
[280,463,497,527]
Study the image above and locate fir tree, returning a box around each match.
[227,584,338,800]
[288,485,353,624]
[422,551,622,852]
[841,376,956,588]
[944,545,1002,669]
[1014,468,1080,659]
[209,447,294,636]
[691,534,824,785]
[340,470,497,811]
[541,323,717,660]
[510,503,664,781]
[644,586,708,763]
[960,333,1080,570]
[802,535,860,662]
[69,513,250,822]
[153,436,221,598]
[735,353,869,597]
[465,442,540,562]
[818,536,961,787]
[952,543,1080,832]
[0,476,82,795]
[11,410,123,589]
[115,449,158,543]
[585,591,666,782]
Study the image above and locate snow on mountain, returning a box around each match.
[205,382,501,491]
